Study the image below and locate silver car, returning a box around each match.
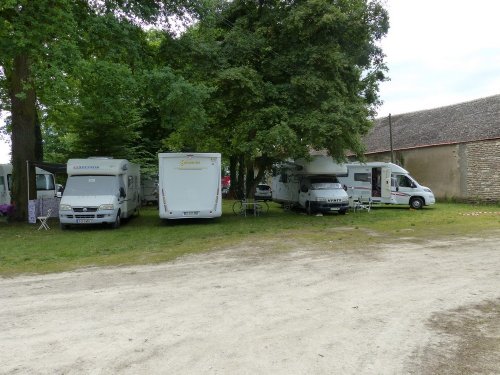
[255,184,272,201]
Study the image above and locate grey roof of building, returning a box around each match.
[364,94,500,153]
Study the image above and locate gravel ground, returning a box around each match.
[1,234,499,374]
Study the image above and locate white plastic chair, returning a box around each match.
[37,208,52,230]
[353,197,372,213]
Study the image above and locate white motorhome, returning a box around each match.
[272,156,350,215]
[59,158,141,229]
[158,153,222,219]
[338,162,436,209]
[0,163,56,205]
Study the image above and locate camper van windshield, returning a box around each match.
[64,175,119,196]
[309,178,342,190]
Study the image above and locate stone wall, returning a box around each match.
[465,139,500,202]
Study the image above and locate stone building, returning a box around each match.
[361,94,500,202]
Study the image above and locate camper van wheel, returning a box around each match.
[410,197,424,209]
[306,201,313,215]
[112,213,121,229]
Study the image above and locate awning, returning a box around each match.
[28,161,67,174]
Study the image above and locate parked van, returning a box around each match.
[59,158,140,229]
[272,156,349,215]
[141,175,158,206]
[0,163,56,205]
[338,162,435,209]
[158,153,222,219]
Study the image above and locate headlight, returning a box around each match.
[99,204,114,210]
[59,204,72,211]
[316,197,327,202]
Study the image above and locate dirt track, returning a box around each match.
[1,234,499,374]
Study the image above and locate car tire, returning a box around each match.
[410,197,424,209]
[306,201,313,215]
[112,212,121,229]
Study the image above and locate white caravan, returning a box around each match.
[338,162,436,209]
[59,158,140,229]
[272,156,350,215]
[158,153,222,219]
[0,164,56,205]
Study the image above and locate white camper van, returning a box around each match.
[59,158,140,229]
[158,153,222,219]
[0,164,56,205]
[272,156,350,215]
[338,162,435,209]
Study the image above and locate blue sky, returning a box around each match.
[1,0,500,163]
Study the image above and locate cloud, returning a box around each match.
[378,0,500,116]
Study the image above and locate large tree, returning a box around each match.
[0,0,201,220]
[167,0,389,197]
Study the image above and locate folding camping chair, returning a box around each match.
[353,197,372,213]
[37,208,52,230]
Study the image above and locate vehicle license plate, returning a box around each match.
[184,211,199,215]
[77,219,94,223]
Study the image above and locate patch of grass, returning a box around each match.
[0,201,499,276]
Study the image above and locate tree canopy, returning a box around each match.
[0,0,389,219]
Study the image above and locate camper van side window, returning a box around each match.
[354,173,370,182]
[119,176,126,192]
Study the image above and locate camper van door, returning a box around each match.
[381,167,392,199]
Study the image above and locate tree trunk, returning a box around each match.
[245,156,267,199]
[9,53,37,222]
[237,154,245,199]
[228,155,238,199]
[35,109,44,161]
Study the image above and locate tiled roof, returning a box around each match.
[364,94,500,153]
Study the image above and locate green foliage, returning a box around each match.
[168,0,390,195]
[1,0,390,213]
[0,0,209,220]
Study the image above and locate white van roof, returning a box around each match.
[292,156,348,175]
[67,158,129,176]
[347,162,409,174]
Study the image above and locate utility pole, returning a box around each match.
[389,113,394,163]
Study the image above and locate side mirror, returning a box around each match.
[119,187,126,198]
